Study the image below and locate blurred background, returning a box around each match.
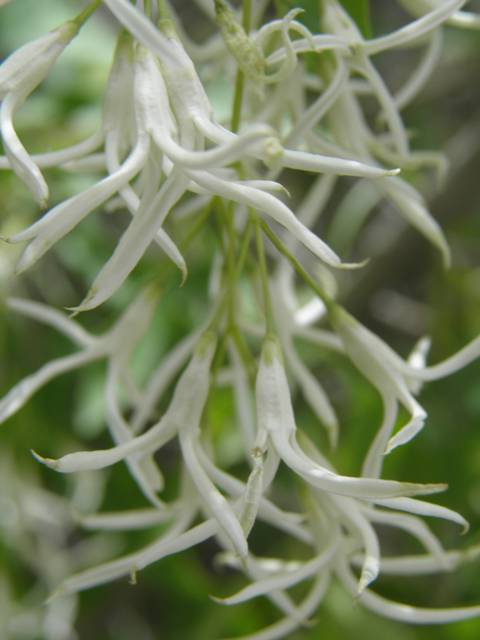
[0,1,480,638]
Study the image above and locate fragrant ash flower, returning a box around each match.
[0,19,81,206]
[328,303,480,464]
[254,333,444,500]
[1,0,480,638]
[1,287,164,506]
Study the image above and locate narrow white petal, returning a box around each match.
[218,528,339,605]
[0,350,98,425]
[7,298,94,347]
[9,135,150,274]
[79,507,178,531]
[183,168,345,268]
[49,509,199,598]
[349,55,409,157]
[327,496,380,599]
[286,60,349,148]
[370,497,469,533]
[362,505,447,561]
[31,412,177,474]
[266,34,351,64]
[102,0,179,66]
[0,129,105,170]
[385,408,427,453]
[407,333,480,381]
[218,573,330,640]
[154,226,187,285]
[179,429,248,561]
[338,558,480,624]
[0,93,49,206]
[103,368,164,507]
[71,170,188,313]
[195,445,312,545]
[381,178,451,267]
[155,123,278,169]
[130,331,199,433]
[132,517,219,572]
[361,0,467,55]
[282,148,400,179]
[361,394,398,479]
[374,545,480,576]
[281,335,339,449]
[239,450,264,539]
[393,29,442,111]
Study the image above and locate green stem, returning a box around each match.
[208,219,253,333]
[242,0,252,32]
[144,0,152,20]
[230,324,257,386]
[148,200,213,289]
[71,0,103,28]
[231,70,245,135]
[257,218,334,310]
[253,213,276,333]
[179,201,213,253]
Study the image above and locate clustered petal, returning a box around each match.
[1,1,480,639]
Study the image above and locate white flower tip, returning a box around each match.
[336,256,370,271]
[461,520,470,535]
[355,565,377,603]
[209,594,226,605]
[289,8,305,18]
[180,264,188,287]
[129,567,138,585]
[30,449,59,470]
[386,168,401,176]
[408,482,448,497]
[442,246,452,270]
[65,305,82,318]
[66,287,99,315]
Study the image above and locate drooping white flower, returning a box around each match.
[254,333,445,500]
[1,286,164,506]
[328,303,480,473]
[0,20,80,206]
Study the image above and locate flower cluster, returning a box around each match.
[1,0,480,638]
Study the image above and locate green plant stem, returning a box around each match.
[253,213,276,333]
[257,218,333,310]
[149,200,213,289]
[242,0,252,32]
[144,0,152,19]
[231,70,245,134]
[72,0,103,28]
[230,324,257,385]
[208,219,254,333]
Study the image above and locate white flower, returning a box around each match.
[0,20,80,206]
[1,286,164,506]
[328,304,480,475]
[213,430,477,640]
[254,333,445,500]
